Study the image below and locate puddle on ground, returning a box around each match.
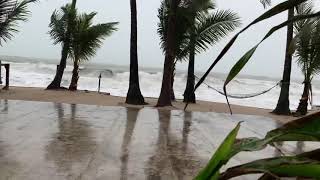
[0,100,317,180]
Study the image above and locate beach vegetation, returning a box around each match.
[68,13,118,90]
[156,0,180,107]
[195,112,320,179]
[47,0,77,90]
[294,2,320,115]
[157,0,240,105]
[126,0,146,105]
[0,0,36,45]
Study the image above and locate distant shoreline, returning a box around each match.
[1,86,316,123]
[0,54,312,83]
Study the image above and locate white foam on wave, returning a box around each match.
[3,61,320,110]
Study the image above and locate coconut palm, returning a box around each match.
[157,0,181,107]
[68,12,118,90]
[157,0,240,103]
[260,0,297,115]
[126,0,145,105]
[293,3,319,115]
[47,0,77,90]
[295,23,320,115]
[0,0,36,45]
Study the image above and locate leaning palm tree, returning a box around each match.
[126,0,146,105]
[68,12,118,90]
[0,0,36,45]
[47,0,77,90]
[157,0,181,107]
[157,0,240,103]
[293,3,320,115]
[294,22,320,115]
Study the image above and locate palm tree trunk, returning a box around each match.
[47,44,69,89]
[69,60,79,91]
[272,5,294,115]
[170,64,176,101]
[183,21,196,104]
[296,80,310,116]
[47,0,77,90]
[126,0,145,105]
[157,0,180,107]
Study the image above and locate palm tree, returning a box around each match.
[259,0,296,115]
[295,23,320,115]
[294,4,319,115]
[126,0,145,105]
[157,0,240,103]
[47,0,77,90]
[68,13,118,90]
[183,9,240,103]
[0,0,36,45]
[156,0,181,107]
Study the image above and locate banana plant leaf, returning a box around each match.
[223,11,320,113]
[194,0,309,93]
[194,123,241,180]
[230,112,320,157]
[219,149,320,180]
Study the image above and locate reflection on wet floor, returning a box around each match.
[0,100,318,180]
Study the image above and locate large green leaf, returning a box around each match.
[194,123,241,180]
[193,0,309,93]
[222,11,320,113]
[219,153,320,179]
[229,112,320,158]
[267,111,320,142]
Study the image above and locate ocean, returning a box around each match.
[1,56,319,110]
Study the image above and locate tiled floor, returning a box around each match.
[0,100,310,180]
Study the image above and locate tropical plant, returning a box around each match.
[195,111,320,179]
[294,4,320,115]
[182,6,240,103]
[157,0,240,103]
[126,0,146,105]
[184,0,320,113]
[259,0,297,115]
[68,12,118,90]
[47,0,77,90]
[0,0,37,45]
[157,0,181,107]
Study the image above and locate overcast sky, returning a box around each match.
[1,0,320,79]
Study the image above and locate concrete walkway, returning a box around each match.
[0,100,313,180]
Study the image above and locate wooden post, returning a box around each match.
[0,60,2,85]
[3,64,9,90]
[98,73,102,93]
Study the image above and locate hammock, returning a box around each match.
[195,75,280,99]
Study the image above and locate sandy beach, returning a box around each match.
[1,86,315,123]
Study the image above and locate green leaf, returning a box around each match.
[224,46,258,86]
[220,153,320,179]
[194,123,241,180]
[222,11,320,113]
[227,112,320,160]
[194,0,311,92]
[267,112,320,142]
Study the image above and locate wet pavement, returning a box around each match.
[0,100,317,180]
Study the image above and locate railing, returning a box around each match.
[0,63,10,90]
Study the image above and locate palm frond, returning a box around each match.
[294,0,315,32]
[260,0,271,8]
[0,0,37,45]
[48,4,77,45]
[295,19,320,79]
[71,12,118,62]
[193,10,241,53]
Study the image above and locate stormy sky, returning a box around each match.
[1,0,320,79]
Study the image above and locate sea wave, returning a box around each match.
[1,60,319,110]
